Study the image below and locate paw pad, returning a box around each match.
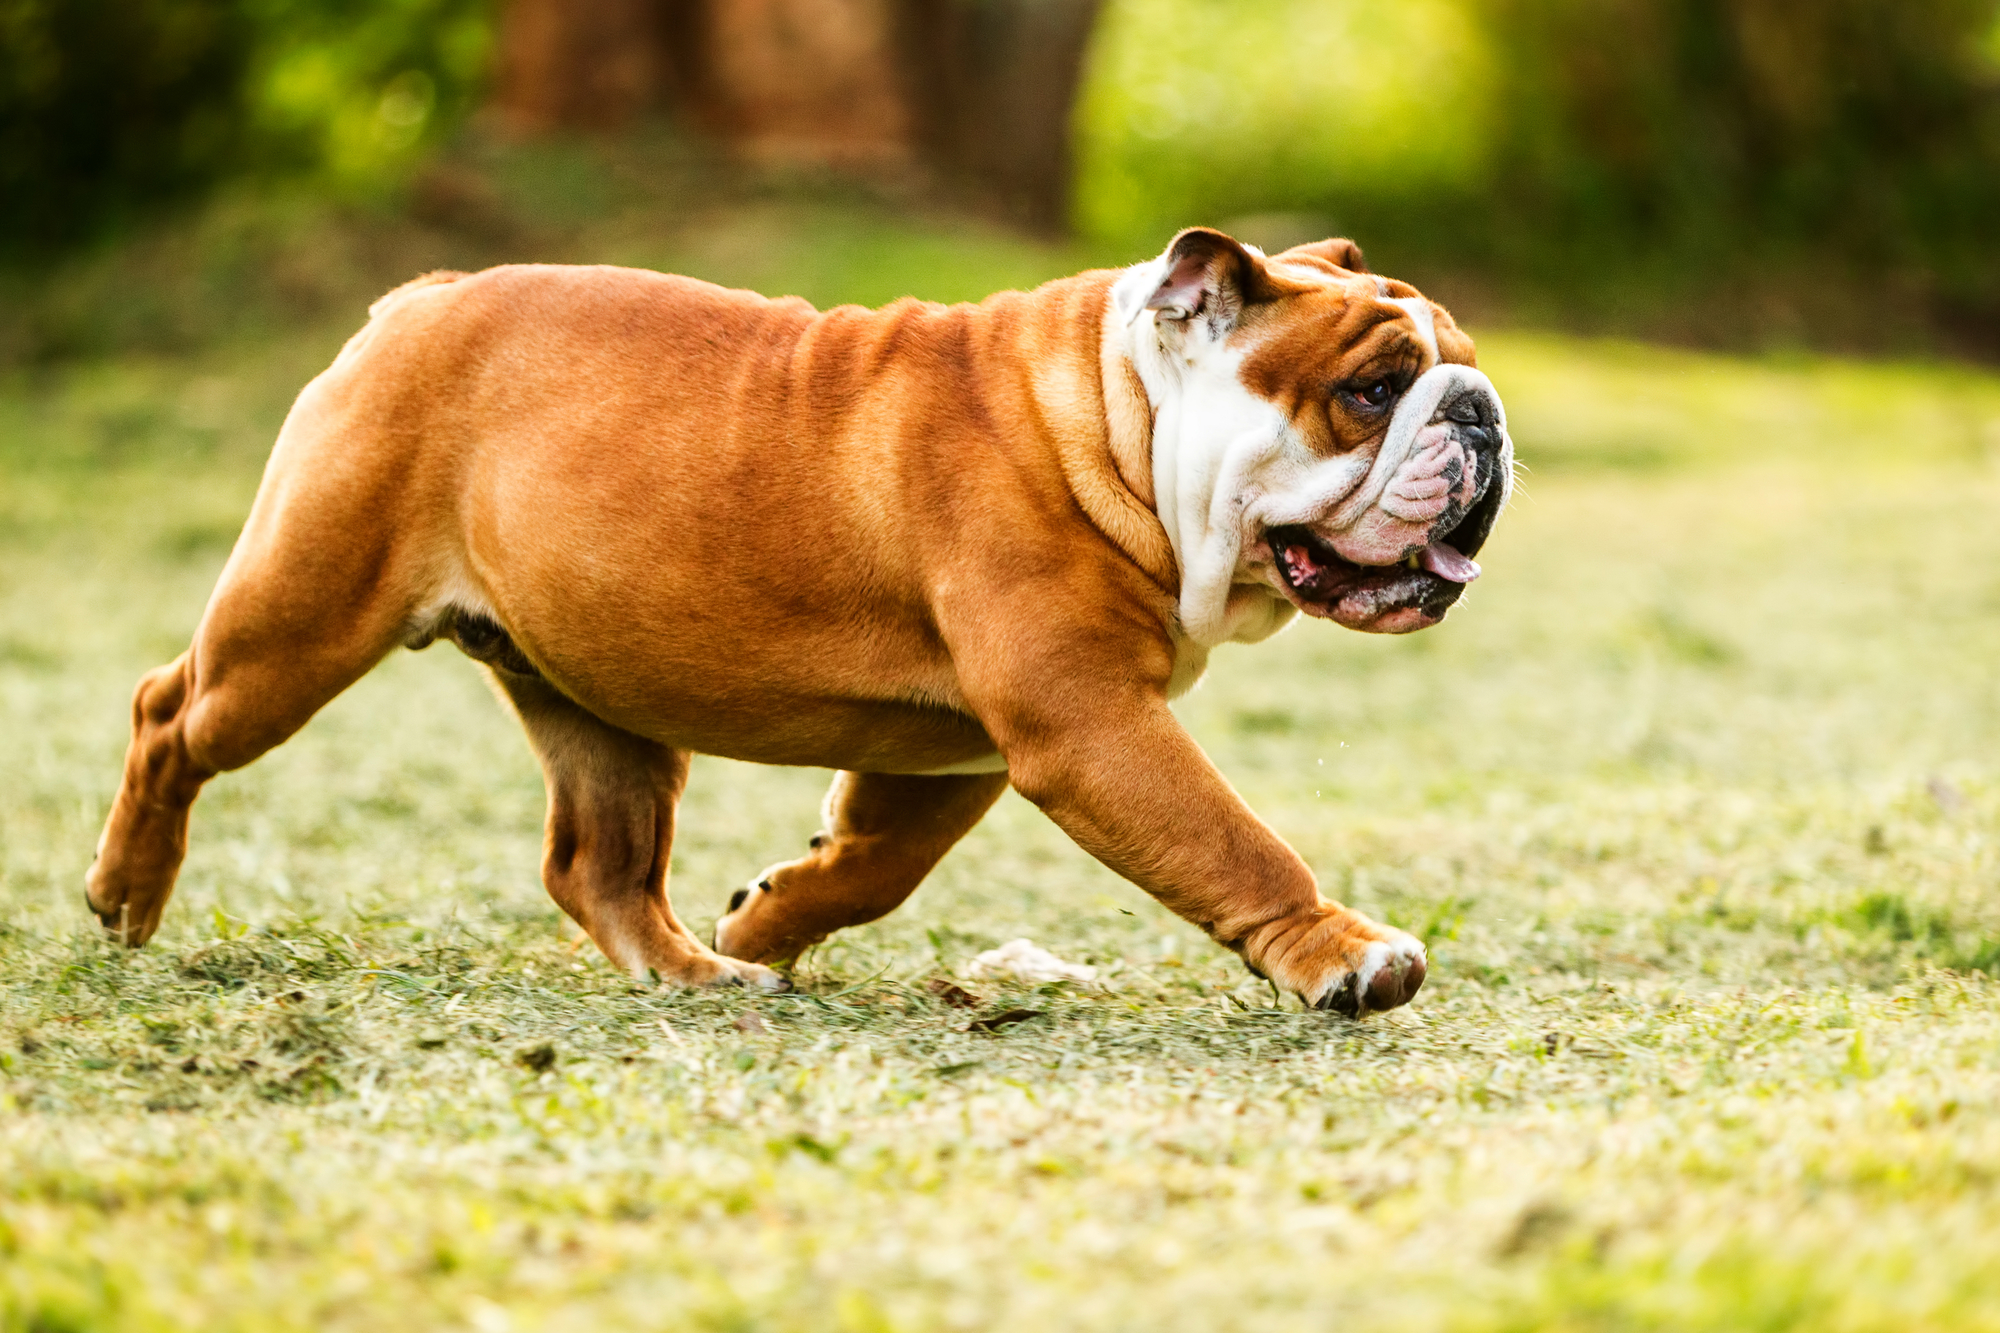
[1367,951,1426,1010]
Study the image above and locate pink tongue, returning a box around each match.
[1419,542,1481,583]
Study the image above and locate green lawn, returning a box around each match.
[4,211,2000,1330]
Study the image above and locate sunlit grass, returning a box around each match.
[3,232,1999,1330]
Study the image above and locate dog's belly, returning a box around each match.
[561,668,1002,774]
[473,589,1003,773]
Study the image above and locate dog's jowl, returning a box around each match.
[86,228,1510,1016]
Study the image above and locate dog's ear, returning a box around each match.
[1284,237,1369,273]
[1140,227,1271,328]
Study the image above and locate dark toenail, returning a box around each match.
[809,833,827,849]
[726,888,750,913]
[1315,973,1362,1018]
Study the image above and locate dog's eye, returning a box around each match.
[1347,380,1395,410]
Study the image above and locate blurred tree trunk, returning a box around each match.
[496,0,672,132]
[492,0,1104,232]
[892,0,1104,232]
[686,0,916,167]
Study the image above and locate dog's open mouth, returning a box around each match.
[1266,525,1481,633]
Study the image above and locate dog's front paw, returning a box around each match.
[1308,933,1426,1017]
[1247,906,1427,1018]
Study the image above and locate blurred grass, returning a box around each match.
[4,174,2000,1330]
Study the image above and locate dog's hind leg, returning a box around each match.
[86,330,467,946]
[494,672,786,990]
[712,770,1009,966]
[85,541,410,948]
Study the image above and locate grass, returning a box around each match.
[4,177,2000,1330]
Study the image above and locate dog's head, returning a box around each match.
[1112,228,1511,646]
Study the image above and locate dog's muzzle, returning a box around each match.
[1426,370,1509,561]
[1269,364,1512,633]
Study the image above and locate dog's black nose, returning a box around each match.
[1441,391,1496,450]
[1442,392,1488,425]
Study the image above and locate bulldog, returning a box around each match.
[85,228,1510,1016]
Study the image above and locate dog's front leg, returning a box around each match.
[963,643,1425,1015]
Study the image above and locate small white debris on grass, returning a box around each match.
[965,938,1100,986]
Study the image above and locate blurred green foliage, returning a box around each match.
[1472,0,2000,304]
[1074,0,1499,245]
[0,0,492,256]
[6,0,2000,347]
[1079,0,2000,344]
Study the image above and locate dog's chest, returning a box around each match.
[1167,638,1211,700]
[915,638,1211,778]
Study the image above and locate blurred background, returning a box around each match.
[5,19,2000,1323]
[5,0,2000,363]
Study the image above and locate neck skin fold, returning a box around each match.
[1101,263,1297,649]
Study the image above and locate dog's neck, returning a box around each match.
[992,267,1294,653]
[1005,271,1178,602]
[1103,262,1297,650]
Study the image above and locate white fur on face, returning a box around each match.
[1238,361,1508,574]
[1109,253,1510,649]
[1387,296,1439,360]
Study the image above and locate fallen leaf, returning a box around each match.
[968,1008,1043,1033]
[926,978,980,1008]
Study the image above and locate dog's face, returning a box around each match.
[1113,229,1512,645]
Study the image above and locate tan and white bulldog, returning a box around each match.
[85,228,1510,1017]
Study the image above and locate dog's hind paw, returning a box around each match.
[722,959,792,993]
